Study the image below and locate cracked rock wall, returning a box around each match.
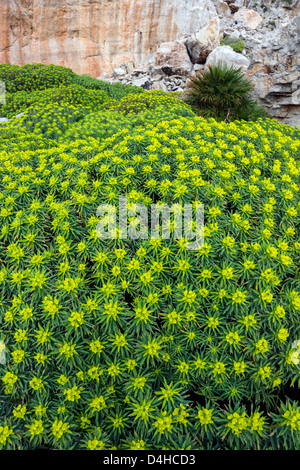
[0,0,217,76]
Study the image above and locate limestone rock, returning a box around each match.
[0,117,8,123]
[153,40,193,76]
[144,53,156,68]
[0,0,299,127]
[194,17,220,48]
[194,64,205,72]
[112,66,127,77]
[206,45,250,71]
[131,76,152,90]
[230,30,241,39]
[233,9,263,30]
[184,38,210,64]
[153,81,168,92]
[287,10,300,53]
[97,73,109,81]
[245,9,300,127]
[215,1,231,17]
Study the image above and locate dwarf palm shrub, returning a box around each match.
[185,64,268,122]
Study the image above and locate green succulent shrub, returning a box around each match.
[184,64,268,122]
[220,37,246,53]
[0,64,300,451]
[0,63,149,121]
[0,63,76,93]
[0,85,109,119]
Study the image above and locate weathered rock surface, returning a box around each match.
[0,0,299,126]
[153,40,193,76]
[233,9,263,30]
[185,17,221,64]
[0,0,217,76]
[228,3,240,14]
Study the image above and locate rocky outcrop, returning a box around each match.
[0,0,218,77]
[0,0,299,126]
[153,40,193,76]
[241,3,300,127]
[206,45,250,71]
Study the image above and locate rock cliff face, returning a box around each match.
[0,0,217,76]
[0,0,299,126]
[103,0,300,127]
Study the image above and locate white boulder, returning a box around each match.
[154,40,193,76]
[233,9,263,30]
[206,45,250,72]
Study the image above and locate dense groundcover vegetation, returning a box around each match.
[0,63,300,450]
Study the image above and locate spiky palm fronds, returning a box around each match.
[185,64,268,122]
